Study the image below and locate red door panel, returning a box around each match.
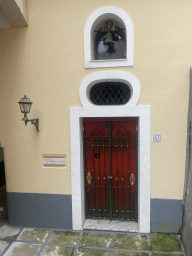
[84,117,138,220]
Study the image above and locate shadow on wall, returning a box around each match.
[180,67,192,256]
[0,148,8,220]
[0,161,5,187]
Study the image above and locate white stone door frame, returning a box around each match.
[70,106,151,233]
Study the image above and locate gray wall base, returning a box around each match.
[150,198,182,233]
[7,192,72,229]
[7,193,182,232]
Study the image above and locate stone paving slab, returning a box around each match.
[151,253,181,256]
[0,241,10,254]
[0,223,186,256]
[80,232,113,248]
[114,234,149,250]
[3,242,41,256]
[114,252,149,256]
[0,224,20,239]
[48,231,80,245]
[76,247,111,256]
[17,228,50,243]
[40,245,75,256]
[150,233,183,252]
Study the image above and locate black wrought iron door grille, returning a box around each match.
[84,121,138,221]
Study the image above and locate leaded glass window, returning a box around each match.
[90,82,131,105]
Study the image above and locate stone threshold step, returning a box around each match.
[83,219,139,232]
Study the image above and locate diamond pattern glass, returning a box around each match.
[90,82,131,106]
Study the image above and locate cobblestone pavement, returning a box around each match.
[0,221,186,256]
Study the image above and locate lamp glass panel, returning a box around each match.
[25,103,32,113]
[19,103,25,113]
[20,103,31,113]
[19,96,32,113]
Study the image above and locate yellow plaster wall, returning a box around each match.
[0,0,190,199]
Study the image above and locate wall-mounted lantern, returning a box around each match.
[18,95,39,132]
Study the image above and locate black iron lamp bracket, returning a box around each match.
[18,95,39,132]
[24,118,39,132]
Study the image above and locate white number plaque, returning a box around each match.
[153,134,161,142]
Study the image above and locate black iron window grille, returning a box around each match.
[90,82,131,106]
[83,119,138,221]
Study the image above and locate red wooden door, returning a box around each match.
[83,117,138,221]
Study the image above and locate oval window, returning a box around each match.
[90,82,131,105]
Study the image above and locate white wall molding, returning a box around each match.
[70,106,151,233]
[79,71,140,109]
[84,6,133,68]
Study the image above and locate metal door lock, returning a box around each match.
[108,176,112,179]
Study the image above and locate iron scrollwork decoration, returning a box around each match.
[84,118,138,221]
[86,171,92,185]
[130,173,136,186]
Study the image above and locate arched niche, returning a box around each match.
[84,6,134,68]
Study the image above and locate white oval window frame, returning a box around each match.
[79,71,140,109]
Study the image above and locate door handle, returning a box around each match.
[108,176,112,179]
